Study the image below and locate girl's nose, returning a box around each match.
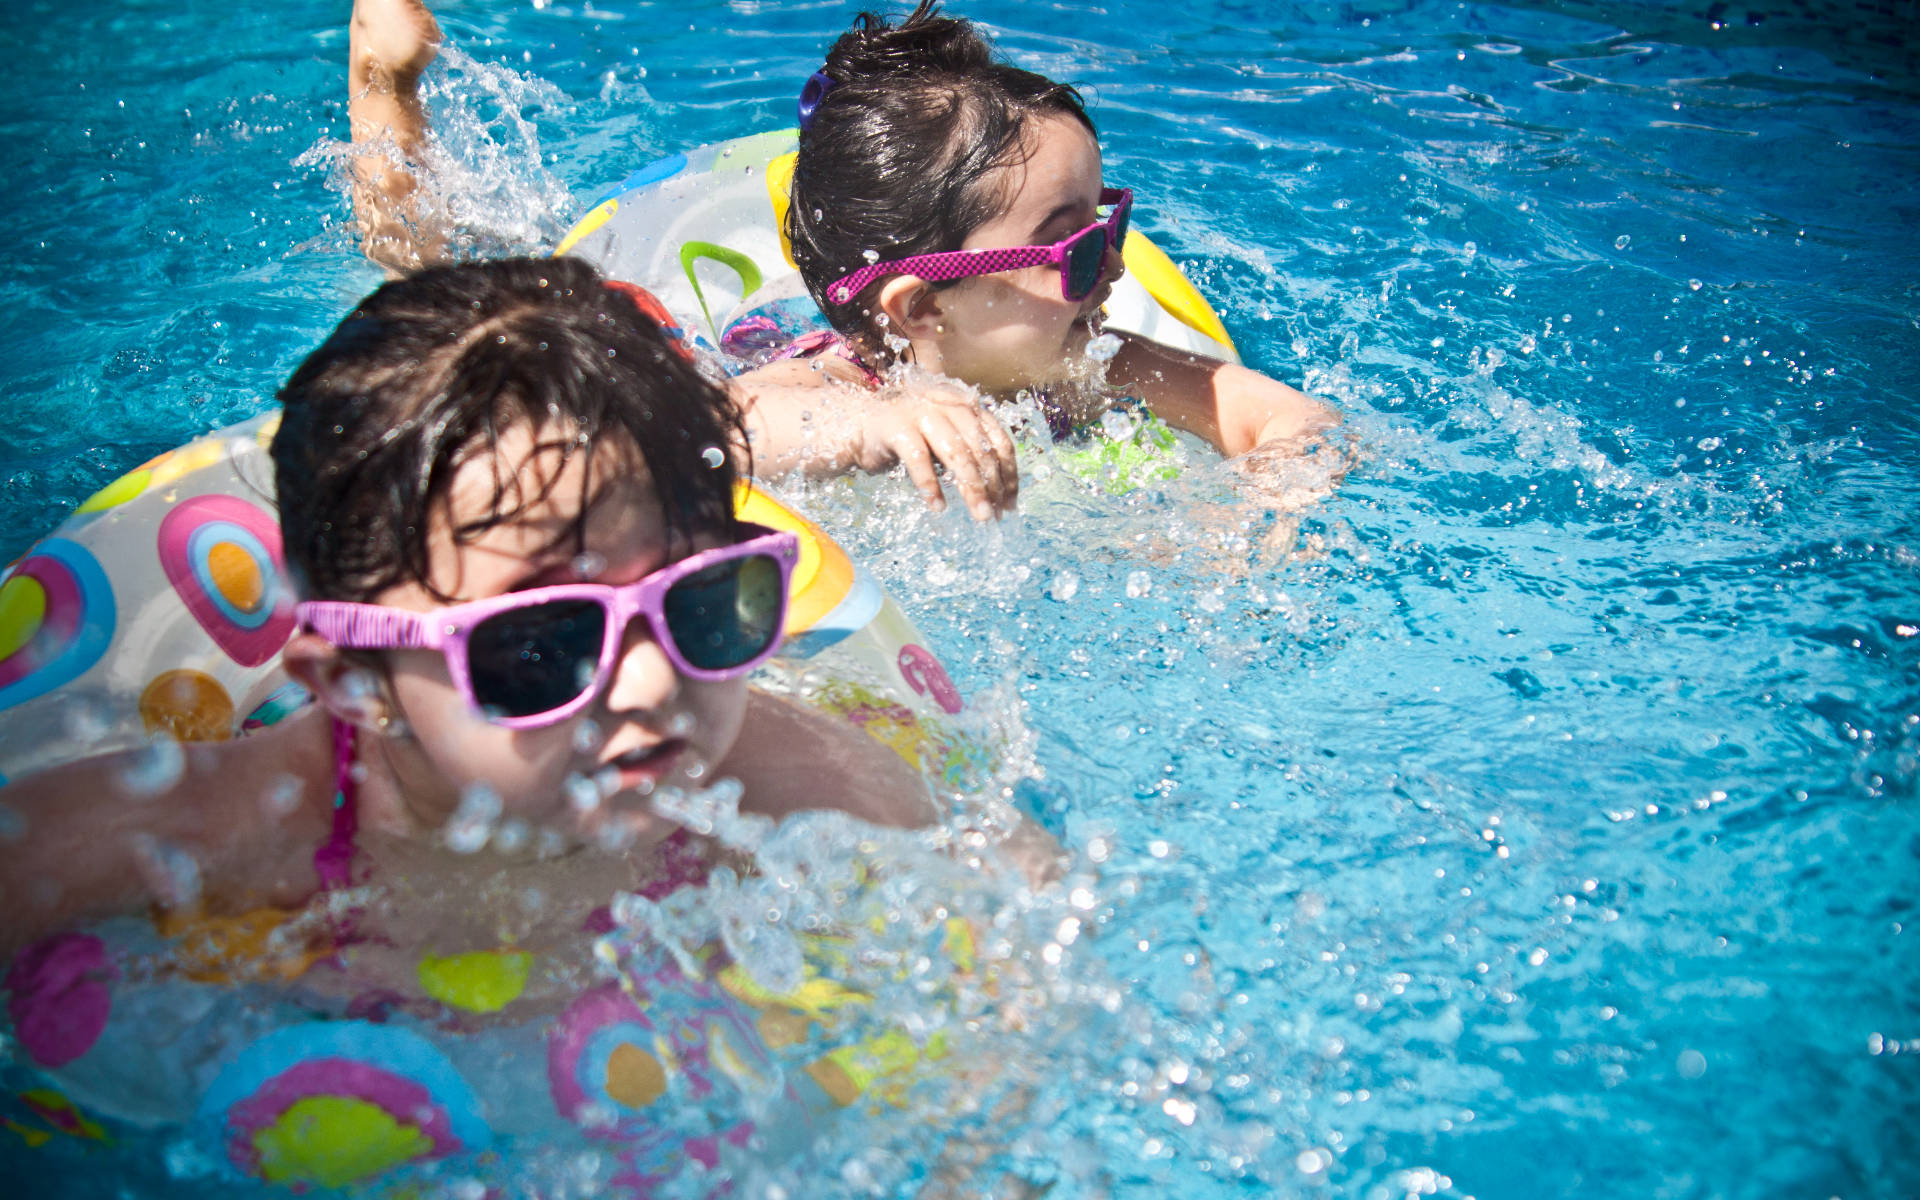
[1103,237,1127,286]
[601,618,681,715]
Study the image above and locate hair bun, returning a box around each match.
[825,2,991,82]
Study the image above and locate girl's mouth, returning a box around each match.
[595,739,686,796]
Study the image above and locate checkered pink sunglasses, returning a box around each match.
[828,188,1132,306]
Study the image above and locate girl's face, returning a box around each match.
[364,422,747,848]
[924,113,1123,396]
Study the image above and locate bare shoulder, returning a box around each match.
[719,690,935,830]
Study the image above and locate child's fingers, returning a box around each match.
[918,412,996,522]
[962,410,1014,516]
[886,428,949,512]
[936,405,1014,517]
[978,410,1020,514]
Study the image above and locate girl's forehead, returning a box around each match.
[982,115,1105,235]
[420,425,664,602]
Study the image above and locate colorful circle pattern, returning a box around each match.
[549,979,779,1189]
[0,538,115,715]
[195,1022,489,1188]
[157,496,295,667]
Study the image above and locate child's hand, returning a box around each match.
[1223,431,1353,511]
[851,386,1019,520]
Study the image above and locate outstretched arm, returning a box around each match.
[733,358,1020,521]
[0,713,336,957]
[348,0,448,275]
[1106,331,1341,457]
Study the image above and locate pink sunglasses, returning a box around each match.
[296,525,798,729]
[827,187,1133,306]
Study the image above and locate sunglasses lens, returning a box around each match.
[1112,198,1130,253]
[1067,228,1108,300]
[662,553,786,672]
[468,599,607,719]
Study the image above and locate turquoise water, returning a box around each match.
[3,0,1917,1196]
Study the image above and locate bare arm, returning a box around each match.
[732,359,1019,520]
[0,712,335,956]
[348,0,447,276]
[1105,331,1341,456]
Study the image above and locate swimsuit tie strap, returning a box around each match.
[314,718,359,891]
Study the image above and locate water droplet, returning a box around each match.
[120,737,186,797]
[720,898,804,995]
[1613,234,1632,250]
[1047,570,1080,603]
[60,695,113,744]
[571,551,607,580]
[444,783,502,854]
[1296,1147,1334,1174]
[131,833,202,908]
[493,818,530,855]
[1696,436,1723,452]
[261,774,304,819]
[1126,571,1153,598]
[572,719,604,755]
[565,772,602,814]
[1084,331,1122,362]
[701,445,725,468]
[1688,279,1703,291]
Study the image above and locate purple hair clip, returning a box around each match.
[797,70,836,132]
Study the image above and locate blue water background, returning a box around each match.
[1,0,1917,1196]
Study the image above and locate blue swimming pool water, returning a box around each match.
[2,1,1917,1196]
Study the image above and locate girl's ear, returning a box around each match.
[283,632,394,733]
[875,275,945,341]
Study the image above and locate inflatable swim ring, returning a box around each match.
[0,405,985,1190]
[555,129,1240,370]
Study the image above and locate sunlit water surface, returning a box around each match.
[2,0,1916,1196]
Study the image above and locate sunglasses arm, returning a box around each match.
[296,602,442,652]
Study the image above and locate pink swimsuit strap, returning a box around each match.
[313,718,359,891]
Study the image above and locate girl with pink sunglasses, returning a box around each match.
[347,0,1340,524]
[0,257,939,961]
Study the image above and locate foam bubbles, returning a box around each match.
[444,782,503,854]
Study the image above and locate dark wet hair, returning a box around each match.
[272,256,743,603]
[787,1,1094,350]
